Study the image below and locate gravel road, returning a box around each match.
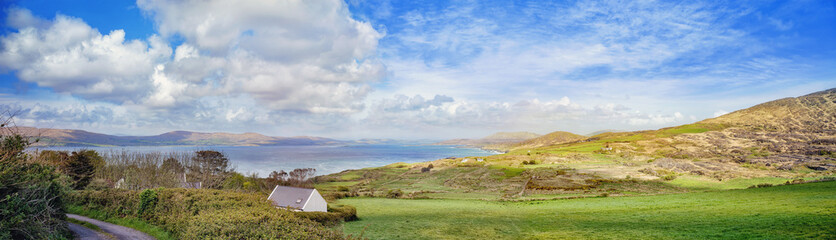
[67,222,111,240]
[67,214,155,240]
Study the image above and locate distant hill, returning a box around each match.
[434,131,542,150]
[10,127,345,147]
[509,131,586,150]
[586,129,622,136]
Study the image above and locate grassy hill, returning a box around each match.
[434,131,542,150]
[509,131,586,150]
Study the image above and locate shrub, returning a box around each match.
[296,204,358,226]
[137,188,159,218]
[386,189,403,199]
[328,204,358,221]
[337,186,350,192]
[748,183,774,189]
[85,178,111,190]
[0,161,71,239]
[522,160,538,165]
[1,131,71,239]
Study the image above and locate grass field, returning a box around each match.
[338,181,836,239]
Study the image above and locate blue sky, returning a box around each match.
[0,0,834,139]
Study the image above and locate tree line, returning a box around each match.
[30,149,320,192]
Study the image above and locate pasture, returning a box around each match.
[339,181,836,239]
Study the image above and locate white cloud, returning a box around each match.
[0,10,171,102]
[146,64,186,108]
[364,95,584,133]
[627,112,686,126]
[137,0,386,113]
[713,110,729,118]
[2,0,386,118]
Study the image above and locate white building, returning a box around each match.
[267,185,328,212]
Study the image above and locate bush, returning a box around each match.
[522,160,538,165]
[66,188,342,239]
[328,204,358,221]
[386,189,403,199]
[137,188,159,218]
[748,183,774,189]
[1,132,71,239]
[0,162,71,239]
[85,178,111,190]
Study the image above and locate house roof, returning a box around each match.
[267,185,316,210]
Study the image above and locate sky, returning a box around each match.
[0,0,834,140]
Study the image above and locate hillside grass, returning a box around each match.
[339,181,836,239]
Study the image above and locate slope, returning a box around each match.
[434,131,542,150]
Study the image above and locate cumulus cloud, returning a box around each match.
[627,112,687,126]
[137,0,385,113]
[146,64,187,108]
[378,94,454,112]
[2,0,385,117]
[0,9,171,102]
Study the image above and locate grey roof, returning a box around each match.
[267,185,315,210]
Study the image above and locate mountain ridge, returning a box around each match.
[10,127,345,147]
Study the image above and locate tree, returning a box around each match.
[161,157,185,174]
[287,168,316,187]
[188,150,231,189]
[65,150,104,190]
[267,170,287,187]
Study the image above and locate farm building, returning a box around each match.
[180,173,201,189]
[267,185,328,212]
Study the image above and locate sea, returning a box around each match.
[32,144,497,177]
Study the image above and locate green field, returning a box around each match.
[338,181,836,239]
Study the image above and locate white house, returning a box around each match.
[267,185,328,212]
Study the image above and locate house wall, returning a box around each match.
[302,189,328,212]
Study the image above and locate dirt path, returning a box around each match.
[67,222,111,240]
[66,214,155,240]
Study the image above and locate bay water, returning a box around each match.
[34,144,496,177]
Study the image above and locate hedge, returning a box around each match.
[67,188,344,239]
